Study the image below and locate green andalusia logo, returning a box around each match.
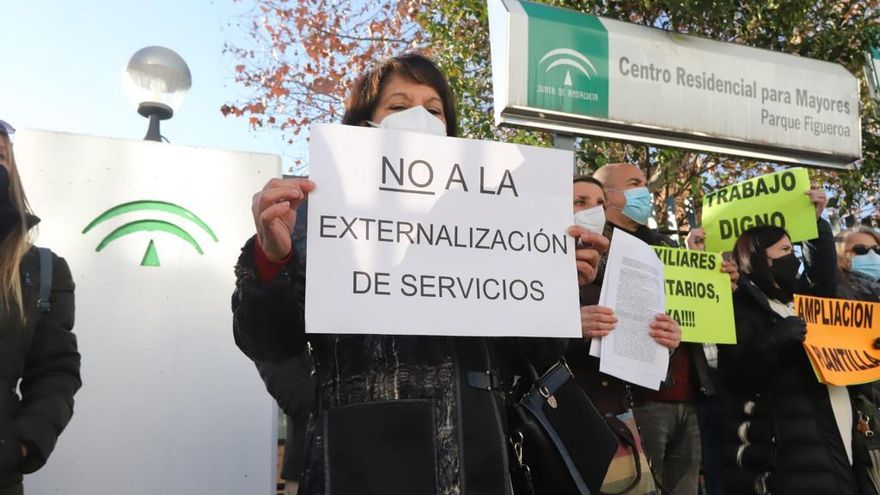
[83,200,218,267]
[538,49,599,87]
[522,0,610,118]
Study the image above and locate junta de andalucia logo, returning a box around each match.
[83,200,218,267]
[538,48,599,88]
[522,0,610,118]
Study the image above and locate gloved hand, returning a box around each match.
[771,316,807,347]
[874,337,880,350]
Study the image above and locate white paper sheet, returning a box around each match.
[596,229,669,390]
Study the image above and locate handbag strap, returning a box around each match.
[520,361,592,495]
[598,415,643,495]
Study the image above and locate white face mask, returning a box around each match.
[369,105,447,136]
[573,205,606,234]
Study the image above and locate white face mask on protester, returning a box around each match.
[368,105,447,136]
[573,205,606,235]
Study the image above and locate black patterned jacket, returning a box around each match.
[232,204,562,495]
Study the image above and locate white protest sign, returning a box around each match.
[305,124,580,337]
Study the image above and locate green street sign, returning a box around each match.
[522,1,609,118]
[489,0,862,170]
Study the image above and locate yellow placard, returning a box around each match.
[794,294,880,386]
[653,246,736,344]
[702,168,817,253]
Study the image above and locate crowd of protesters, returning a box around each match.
[1,37,877,495]
[232,53,880,495]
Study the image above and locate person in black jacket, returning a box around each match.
[568,175,676,494]
[834,226,880,495]
[253,198,317,494]
[592,162,717,495]
[718,189,859,495]
[0,123,81,495]
[255,352,315,494]
[232,54,608,495]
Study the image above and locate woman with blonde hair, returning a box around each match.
[835,225,880,302]
[834,226,880,495]
[0,121,81,495]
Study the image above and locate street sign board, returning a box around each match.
[489,0,862,169]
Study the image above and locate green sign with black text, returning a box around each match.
[701,168,817,253]
[654,246,736,344]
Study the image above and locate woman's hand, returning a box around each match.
[567,226,610,286]
[649,313,681,350]
[251,178,316,261]
[722,259,739,290]
[805,188,827,219]
[581,305,617,339]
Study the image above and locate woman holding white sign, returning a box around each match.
[718,196,859,495]
[233,54,609,495]
[0,122,81,495]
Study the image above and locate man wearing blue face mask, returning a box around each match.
[593,163,714,495]
[595,164,657,236]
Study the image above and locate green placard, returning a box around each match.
[521,0,609,118]
[653,246,736,344]
[701,168,817,253]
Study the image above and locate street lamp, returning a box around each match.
[124,46,192,142]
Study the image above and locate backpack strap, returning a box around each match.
[37,247,52,313]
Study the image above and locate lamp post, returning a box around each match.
[124,46,192,142]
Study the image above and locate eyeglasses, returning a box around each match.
[851,244,880,255]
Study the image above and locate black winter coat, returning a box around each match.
[232,206,563,495]
[718,219,857,495]
[254,352,315,481]
[838,270,880,303]
[0,246,80,491]
[837,270,880,495]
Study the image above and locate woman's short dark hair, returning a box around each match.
[342,53,457,137]
[733,225,789,293]
[573,176,603,189]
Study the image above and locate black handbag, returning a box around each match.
[507,357,619,495]
[853,388,880,495]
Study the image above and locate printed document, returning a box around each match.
[594,229,669,390]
